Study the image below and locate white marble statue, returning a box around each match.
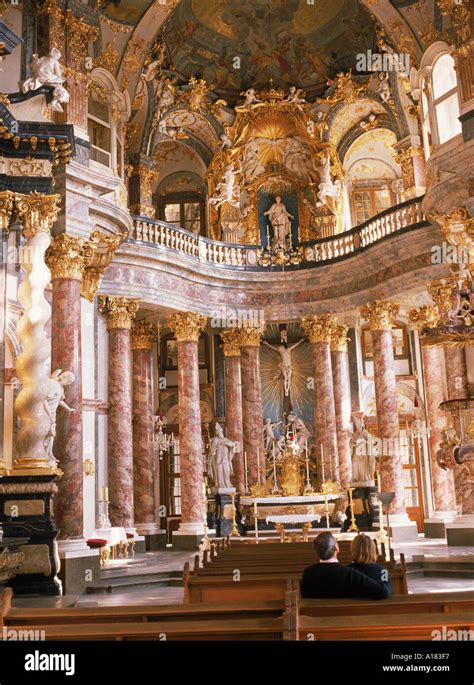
[219,132,233,151]
[263,417,282,453]
[242,138,265,179]
[316,151,341,209]
[208,165,241,209]
[348,412,376,486]
[239,87,261,108]
[285,412,311,450]
[43,369,75,466]
[51,84,70,113]
[285,86,306,106]
[377,72,391,104]
[22,48,65,92]
[264,196,294,249]
[209,422,239,489]
[262,338,305,396]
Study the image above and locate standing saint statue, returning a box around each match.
[347,412,376,486]
[208,422,239,489]
[43,369,75,467]
[264,196,293,249]
[262,338,305,396]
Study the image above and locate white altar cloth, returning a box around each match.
[240,494,343,506]
[266,514,321,524]
[90,527,127,547]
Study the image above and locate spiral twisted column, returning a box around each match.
[14,193,61,471]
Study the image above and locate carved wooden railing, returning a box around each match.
[130,196,427,270]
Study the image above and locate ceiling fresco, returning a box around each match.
[162,0,377,100]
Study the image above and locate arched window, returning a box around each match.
[87,70,129,176]
[431,53,461,145]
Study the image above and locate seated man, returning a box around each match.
[301,532,391,599]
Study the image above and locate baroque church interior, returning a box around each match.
[0,0,473,665]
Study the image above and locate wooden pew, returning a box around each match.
[297,612,474,640]
[299,591,474,617]
[185,568,299,604]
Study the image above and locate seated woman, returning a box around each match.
[349,534,393,597]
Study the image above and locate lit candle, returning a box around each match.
[104,486,109,502]
[257,448,261,483]
[266,224,270,248]
[377,470,381,492]
[321,444,325,483]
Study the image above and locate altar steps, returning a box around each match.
[85,555,185,595]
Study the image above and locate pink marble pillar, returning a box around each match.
[237,325,266,486]
[444,347,474,513]
[301,315,339,485]
[48,234,84,540]
[360,301,406,515]
[168,313,207,537]
[131,321,157,527]
[221,330,244,493]
[331,326,352,489]
[422,345,456,512]
[99,296,140,529]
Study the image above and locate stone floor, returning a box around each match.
[10,537,474,608]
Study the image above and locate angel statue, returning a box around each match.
[316,151,341,211]
[263,417,282,453]
[208,422,239,490]
[208,165,241,209]
[285,86,306,107]
[43,369,75,466]
[21,48,65,91]
[262,338,305,397]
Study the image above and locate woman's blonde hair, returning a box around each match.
[351,533,377,564]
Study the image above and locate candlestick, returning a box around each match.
[272,449,278,494]
[104,486,109,502]
[257,447,261,484]
[266,224,270,248]
[376,470,381,493]
[321,444,325,483]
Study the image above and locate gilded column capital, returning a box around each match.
[15,192,60,237]
[430,207,474,252]
[301,314,338,343]
[359,300,400,330]
[46,233,85,281]
[330,324,350,352]
[81,229,124,302]
[408,304,440,332]
[98,296,140,330]
[168,312,207,342]
[0,190,14,233]
[233,322,266,348]
[427,278,456,315]
[131,320,158,350]
[221,329,242,357]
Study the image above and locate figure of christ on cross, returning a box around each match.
[262,338,305,397]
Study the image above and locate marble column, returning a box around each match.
[330,325,352,489]
[301,314,339,485]
[131,320,164,547]
[409,305,457,536]
[236,324,266,487]
[360,301,417,539]
[168,312,207,548]
[221,329,244,493]
[128,160,159,219]
[0,192,14,474]
[47,234,85,542]
[98,296,140,530]
[444,346,474,515]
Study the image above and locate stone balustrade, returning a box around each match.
[130,196,426,271]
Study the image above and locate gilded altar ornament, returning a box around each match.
[301,313,338,343]
[131,320,158,350]
[83,458,95,476]
[81,229,125,302]
[15,192,61,236]
[408,304,440,333]
[0,190,14,234]
[319,70,365,107]
[168,312,207,342]
[359,300,400,331]
[233,322,266,348]
[98,296,140,330]
[279,442,304,497]
[46,233,85,281]
[250,482,268,498]
[346,487,359,533]
[430,207,474,251]
[427,278,457,316]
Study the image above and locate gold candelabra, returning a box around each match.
[347,487,359,533]
[230,492,240,537]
